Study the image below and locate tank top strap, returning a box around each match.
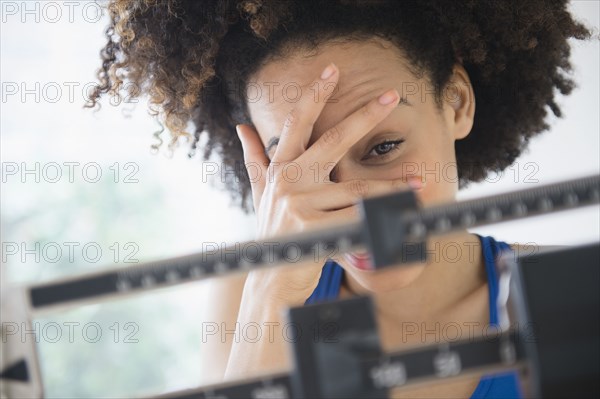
[470,234,523,399]
[473,234,513,325]
[304,259,344,305]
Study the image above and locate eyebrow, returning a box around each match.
[264,96,411,159]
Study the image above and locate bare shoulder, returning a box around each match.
[198,272,248,385]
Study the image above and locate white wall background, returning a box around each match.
[1,1,598,397]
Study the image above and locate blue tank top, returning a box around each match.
[304,234,523,398]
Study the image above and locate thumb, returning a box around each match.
[236,124,268,212]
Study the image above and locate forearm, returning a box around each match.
[223,273,308,381]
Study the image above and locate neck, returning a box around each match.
[343,231,486,318]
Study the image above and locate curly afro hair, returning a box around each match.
[87,0,593,214]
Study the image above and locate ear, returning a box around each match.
[442,64,476,141]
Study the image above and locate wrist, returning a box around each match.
[243,270,312,309]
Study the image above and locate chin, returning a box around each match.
[335,256,426,293]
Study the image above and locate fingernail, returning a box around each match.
[378,89,399,105]
[320,63,336,80]
[407,176,426,190]
[235,124,242,138]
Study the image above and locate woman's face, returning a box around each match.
[245,37,475,291]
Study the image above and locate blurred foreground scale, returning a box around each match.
[144,244,600,398]
[1,174,599,398]
[284,243,599,398]
[507,243,600,397]
[16,174,600,313]
[360,174,600,268]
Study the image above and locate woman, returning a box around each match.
[88,0,592,397]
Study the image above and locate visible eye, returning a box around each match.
[364,139,404,160]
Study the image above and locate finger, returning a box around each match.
[295,176,424,211]
[297,88,400,171]
[271,62,339,164]
[236,123,269,212]
[303,205,363,233]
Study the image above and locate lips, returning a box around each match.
[344,251,375,271]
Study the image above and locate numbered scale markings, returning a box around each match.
[25,175,599,311]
